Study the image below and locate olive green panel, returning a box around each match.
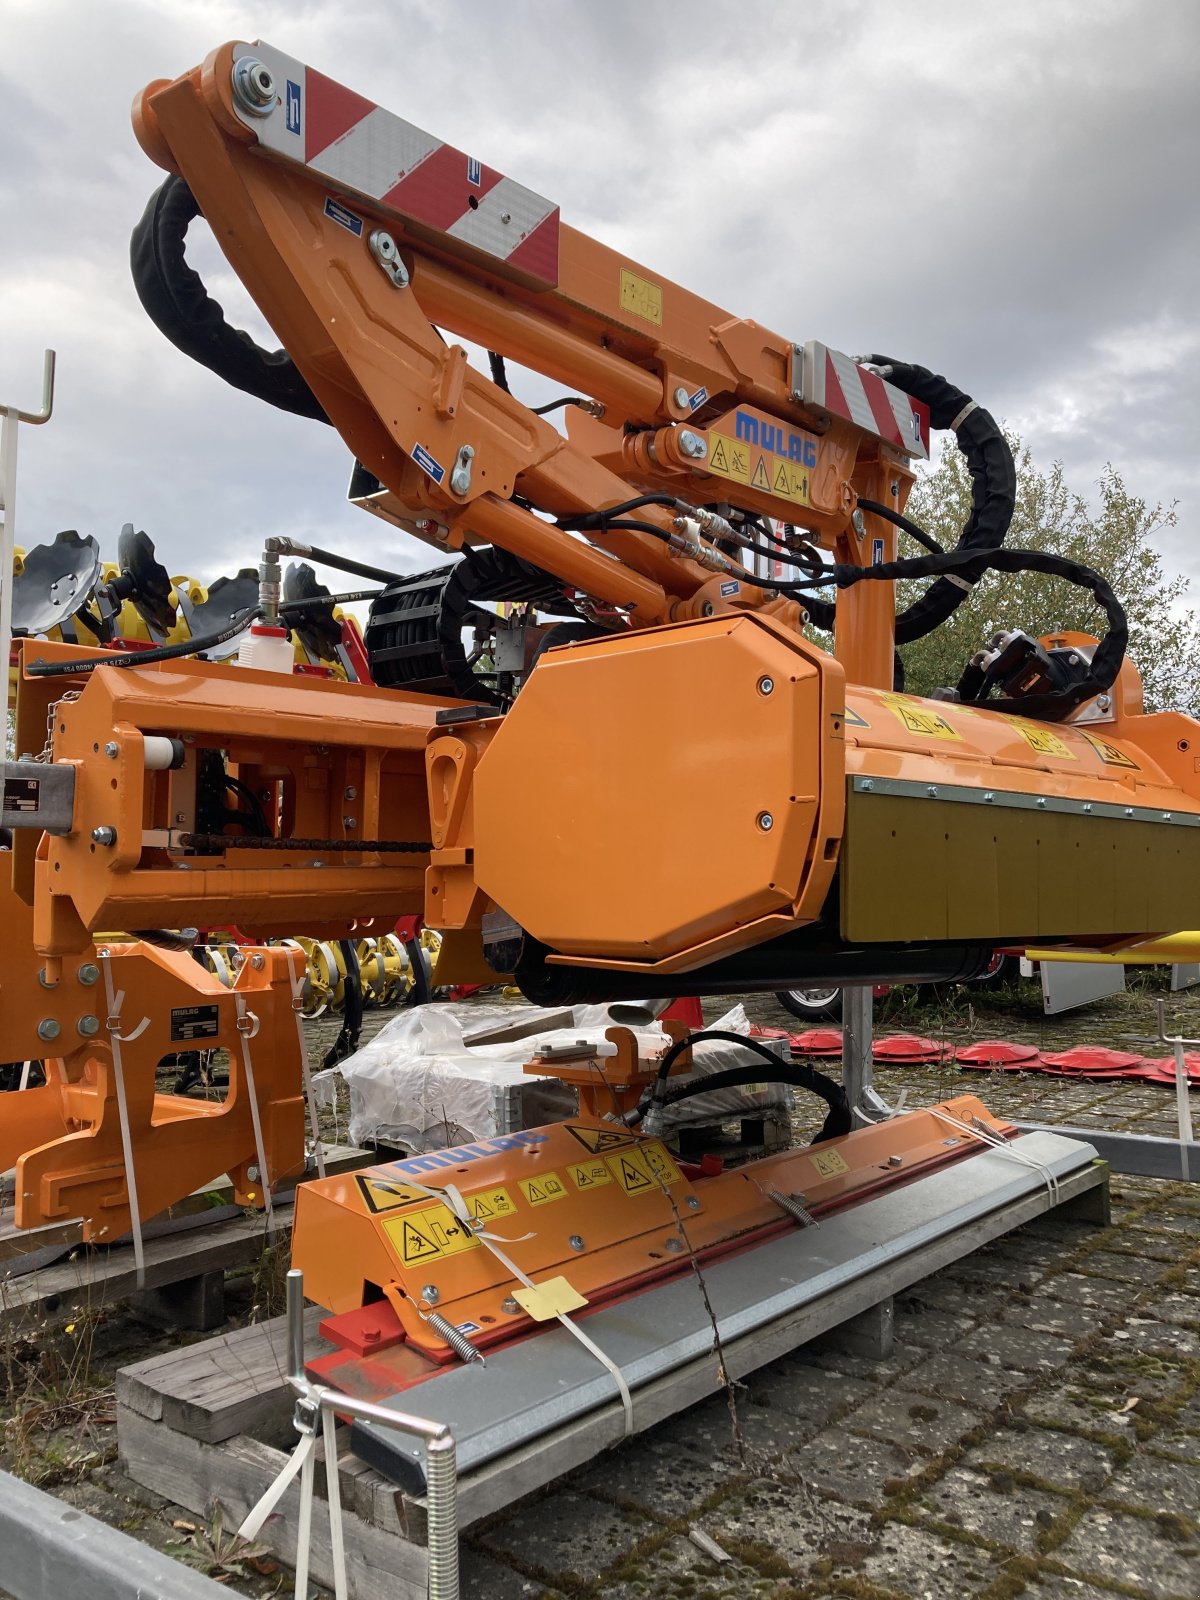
[840,789,1200,943]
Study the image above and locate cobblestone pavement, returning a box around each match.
[3,982,1198,1599]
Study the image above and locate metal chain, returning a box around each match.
[37,687,81,760]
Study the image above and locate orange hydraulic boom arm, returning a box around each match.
[131,40,928,690]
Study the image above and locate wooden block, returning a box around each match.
[118,1411,428,1600]
[118,1307,327,1445]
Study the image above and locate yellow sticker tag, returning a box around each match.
[567,1125,636,1155]
[882,695,961,742]
[809,1148,850,1180]
[619,266,663,325]
[568,1158,613,1191]
[518,1171,568,1207]
[384,1204,478,1267]
[462,1186,517,1223]
[357,1175,430,1215]
[606,1144,682,1195]
[1011,719,1075,760]
[707,431,811,507]
[1083,732,1140,770]
[512,1276,589,1323]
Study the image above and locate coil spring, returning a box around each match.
[424,1309,485,1365]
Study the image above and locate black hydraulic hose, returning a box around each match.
[856,498,944,556]
[271,540,405,586]
[131,176,330,424]
[279,589,382,613]
[28,606,262,677]
[783,542,1127,720]
[652,1028,780,1089]
[628,1061,852,1144]
[866,357,1016,645]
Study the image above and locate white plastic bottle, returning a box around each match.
[237,623,294,674]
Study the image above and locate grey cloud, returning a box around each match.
[0,0,1195,607]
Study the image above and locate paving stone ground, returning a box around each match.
[2,980,1198,1599]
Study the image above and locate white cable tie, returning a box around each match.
[285,944,326,1178]
[234,991,276,1236]
[926,1105,1060,1205]
[944,573,975,592]
[948,400,978,433]
[404,1177,636,1434]
[322,1403,349,1600]
[100,953,148,1288]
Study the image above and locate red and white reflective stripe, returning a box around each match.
[230,43,560,289]
[801,342,929,460]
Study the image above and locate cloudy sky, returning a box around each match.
[1,0,1197,606]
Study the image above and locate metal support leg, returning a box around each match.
[834,1296,895,1360]
[841,984,873,1119]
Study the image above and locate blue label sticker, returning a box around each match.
[379,1129,549,1180]
[412,442,446,485]
[719,579,740,597]
[323,197,363,237]
[871,537,884,566]
[688,385,708,411]
[285,80,302,135]
[456,1320,482,1334]
[467,155,482,186]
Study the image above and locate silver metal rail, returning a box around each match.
[284,1268,460,1599]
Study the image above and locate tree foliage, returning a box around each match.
[893,436,1198,713]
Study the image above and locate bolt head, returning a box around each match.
[77,963,100,986]
[501,1297,520,1315]
[250,953,266,970]
[569,1234,585,1252]
[678,429,707,460]
[665,1237,684,1253]
[344,786,358,800]
[851,508,866,535]
[673,386,690,409]
[758,675,774,696]
[756,811,774,832]
[685,1195,701,1210]
[91,826,117,847]
[104,742,118,759]
[422,1284,440,1304]
[37,1018,62,1042]
[77,1014,101,1038]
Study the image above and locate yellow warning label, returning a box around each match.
[809,1148,850,1181]
[619,267,663,326]
[357,1175,429,1215]
[462,1186,517,1223]
[882,695,961,742]
[566,1125,636,1155]
[1083,732,1140,770]
[706,431,810,507]
[607,1144,682,1195]
[384,1204,477,1267]
[568,1159,613,1191]
[518,1171,568,1207]
[1011,719,1075,760]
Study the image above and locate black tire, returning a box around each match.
[774,987,843,1023]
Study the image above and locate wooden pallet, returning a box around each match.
[114,1156,1109,1600]
[0,1146,370,1331]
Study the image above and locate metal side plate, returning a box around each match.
[351,1130,1100,1490]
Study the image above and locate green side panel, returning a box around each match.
[841,789,1200,942]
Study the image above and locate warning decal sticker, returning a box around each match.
[518,1172,568,1207]
[1011,719,1075,760]
[707,430,811,508]
[357,1175,430,1215]
[1082,732,1140,771]
[568,1159,613,1191]
[619,267,663,326]
[842,707,870,729]
[881,695,962,742]
[566,1125,636,1155]
[809,1148,850,1181]
[384,1203,478,1267]
[606,1144,682,1195]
